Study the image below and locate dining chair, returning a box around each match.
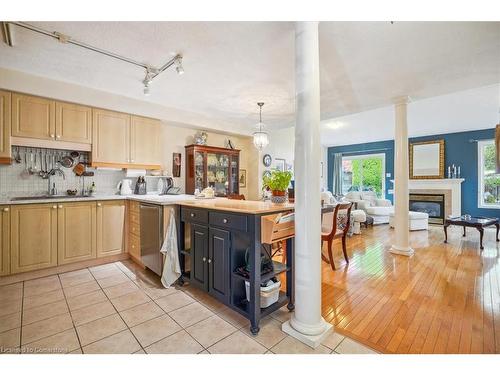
[321,202,353,270]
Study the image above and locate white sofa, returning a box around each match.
[345,191,393,224]
[389,211,429,231]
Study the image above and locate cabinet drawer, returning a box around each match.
[129,221,140,236]
[129,233,140,259]
[181,208,208,224]
[129,201,140,214]
[209,211,247,232]
[129,210,140,225]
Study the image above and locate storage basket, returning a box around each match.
[245,279,281,308]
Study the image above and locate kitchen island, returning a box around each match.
[178,198,295,335]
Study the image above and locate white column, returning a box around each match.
[282,21,332,348]
[390,96,414,256]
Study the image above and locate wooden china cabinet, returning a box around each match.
[185,144,240,196]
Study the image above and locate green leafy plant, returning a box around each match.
[263,170,293,192]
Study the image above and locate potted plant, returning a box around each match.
[262,170,293,204]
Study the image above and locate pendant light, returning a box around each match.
[253,102,269,150]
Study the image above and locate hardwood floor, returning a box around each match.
[321,224,500,354]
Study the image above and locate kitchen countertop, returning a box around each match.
[179,197,294,214]
[0,193,197,206]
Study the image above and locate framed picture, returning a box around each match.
[239,169,247,188]
[275,158,286,172]
[172,153,182,177]
[263,154,272,167]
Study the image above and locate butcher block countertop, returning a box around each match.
[179,198,294,214]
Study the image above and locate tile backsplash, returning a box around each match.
[0,147,125,198]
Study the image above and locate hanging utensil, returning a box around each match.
[13,146,21,163]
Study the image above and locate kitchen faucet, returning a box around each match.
[47,167,66,196]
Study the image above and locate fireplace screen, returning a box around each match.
[409,194,445,225]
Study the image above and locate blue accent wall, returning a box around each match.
[328,128,498,218]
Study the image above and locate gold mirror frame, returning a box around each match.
[409,139,445,179]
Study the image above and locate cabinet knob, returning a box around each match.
[202,257,206,262]
[50,133,55,138]
[97,203,102,207]
[208,259,212,264]
[52,205,57,209]
[222,218,228,224]
[56,135,61,139]
[130,159,134,163]
[2,207,8,212]
[132,245,135,249]
[58,205,63,209]
[190,213,195,217]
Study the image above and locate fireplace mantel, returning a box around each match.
[408,178,464,217]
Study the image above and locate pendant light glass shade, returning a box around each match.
[253,128,269,150]
[253,102,269,150]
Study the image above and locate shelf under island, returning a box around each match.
[178,199,295,334]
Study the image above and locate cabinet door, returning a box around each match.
[190,224,208,291]
[208,228,230,303]
[12,93,55,140]
[96,200,125,258]
[92,109,130,164]
[130,116,161,166]
[0,206,10,276]
[0,91,11,161]
[56,101,92,144]
[10,204,58,274]
[57,202,96,265]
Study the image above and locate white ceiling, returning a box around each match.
[0,21,499,139]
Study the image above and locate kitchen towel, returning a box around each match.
[159,207,181,288]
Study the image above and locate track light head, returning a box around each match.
[175,56,184,75]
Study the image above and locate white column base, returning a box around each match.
[282,319,333,348]
[389,245,414,256]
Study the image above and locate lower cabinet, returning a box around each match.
[57,202,97,265]
[190,224,209,291]
[0,206,10,276]
[97,200,126,258]
[189,223,230,303]
[10,204,58,274]
[208,228,230,303]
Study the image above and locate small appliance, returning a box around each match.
[134,176,147,195]
[116,179,133,195]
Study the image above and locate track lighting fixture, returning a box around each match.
[143,67,153,96]
[175,56,185,75]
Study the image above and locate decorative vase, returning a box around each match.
[271,190,287,204]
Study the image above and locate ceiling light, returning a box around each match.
[175,56,185,75]
[253,102,269,151]
[143,67,153,96]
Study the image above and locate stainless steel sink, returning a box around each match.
[10,195,89,201]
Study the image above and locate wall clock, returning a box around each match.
[263,154,272,167]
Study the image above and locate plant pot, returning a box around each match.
[271,190,287,204]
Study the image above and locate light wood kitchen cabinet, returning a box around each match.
[0,91,11,164]
[92,109,130,165]
[10,204,58,274]
[96,200,125,258]
[0,206,10,276]
[57,202,97,265]
[12,93,55,140]
[127,201,141,262]
[130,115,161,165]
[56,101,92,144]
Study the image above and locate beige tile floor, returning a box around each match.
[0,260,378,355]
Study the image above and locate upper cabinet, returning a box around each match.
[0,90,11,163]
[130,115,161,165]
[56,101,92,144]
[92,110,162,169]
[12,93,55,140]
[92,109,130,165]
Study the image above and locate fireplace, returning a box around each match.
[409,193,445,225]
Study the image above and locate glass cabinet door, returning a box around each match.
[194,151,206,192]
[207,152,229,196]
[230,155,239,194]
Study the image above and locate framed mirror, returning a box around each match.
[409,139,445,179]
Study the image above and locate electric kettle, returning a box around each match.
[116,179,133,195]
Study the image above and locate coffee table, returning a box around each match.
[444,216,499,250]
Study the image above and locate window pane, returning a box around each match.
[341,155,384,197]
[482,143,500,206]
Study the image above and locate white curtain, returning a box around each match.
[332,153,343,196]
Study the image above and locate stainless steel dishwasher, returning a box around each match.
[140,203,164,276]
